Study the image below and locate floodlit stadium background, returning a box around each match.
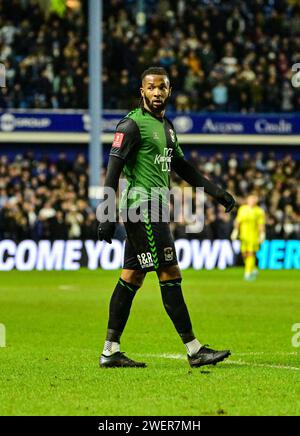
[0,0,299,271]
[1,0,300,419]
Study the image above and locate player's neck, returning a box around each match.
[143,102,165,119]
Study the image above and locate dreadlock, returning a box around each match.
[139,67,170,114]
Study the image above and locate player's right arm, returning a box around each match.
[98,118,140,243]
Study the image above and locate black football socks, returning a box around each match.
[103,278,140,356]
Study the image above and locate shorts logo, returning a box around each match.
[112,132,124,148]
[137,252,154,268]
[164,247,174,261]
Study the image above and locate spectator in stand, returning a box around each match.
[1,150,299,242]
[0,0,299,112]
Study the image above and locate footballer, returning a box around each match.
[98,67,235,368]
[231,194,266,280]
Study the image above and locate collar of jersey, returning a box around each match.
[142,108,164,123]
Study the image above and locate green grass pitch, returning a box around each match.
[0,268,299,416]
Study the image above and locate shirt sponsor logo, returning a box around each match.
[112,132,124,148]
[154,147,173,172]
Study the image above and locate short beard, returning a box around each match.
[144,94,169,115]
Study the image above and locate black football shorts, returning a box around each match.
[121,202,178,272]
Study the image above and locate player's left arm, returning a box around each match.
[172,155,236,213]
[167,120,235,212]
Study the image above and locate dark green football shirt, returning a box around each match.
[110,108,184,209]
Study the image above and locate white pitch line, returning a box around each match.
[233,352,299,356]
[135,353,300,372]
[58,285,75,291]
[226,360,300,371]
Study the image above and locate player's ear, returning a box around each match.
[140,87,144,98]
[168,86,172,97]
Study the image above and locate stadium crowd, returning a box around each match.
[0,150,299,242]
[1,0,300,112]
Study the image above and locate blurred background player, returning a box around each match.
[231,194,266,281]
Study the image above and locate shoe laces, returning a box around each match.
[201,344,215,353]
[119,352,135,363]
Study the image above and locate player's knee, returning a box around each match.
[243,251,254,257]
[121,269,145,288]
[157,264,182,281]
